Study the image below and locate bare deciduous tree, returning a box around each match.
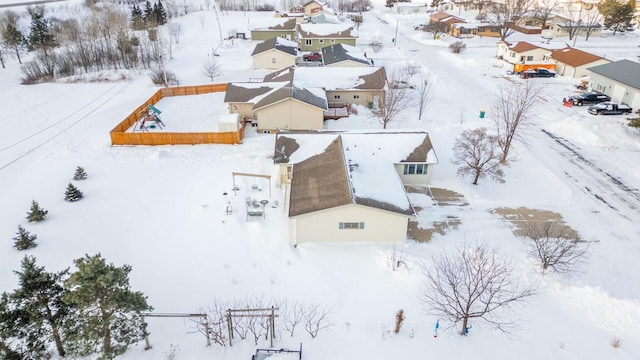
[193,301,229,346]
[487,0,536,41]
[369,39,382,53]
[416,74,433,120]
[303,303,332,338]
[376,70,412,129]
[532,0,560,28]
[423,19,445,39]
[282,301,305,337]
[522,221,590,273]
[202,57,220,81]
[420,243,537,336]
[452,127,504,185]
[492,81,541,164]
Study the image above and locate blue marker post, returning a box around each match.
[434,320,440,338]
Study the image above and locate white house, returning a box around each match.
[588,59,640,109]
[496,40,567,64]
[544,47,610,78]
[273,131,438,245]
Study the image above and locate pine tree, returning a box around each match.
[64,183,83,202]
[63,254,152,359]
[598,0,634,35]
[26,200,48,222]
[1,23,25,64]
[26,8,55,53]
[131,4,145,30]
[143,0,155,26]
[13,225,37,250]
[0,256,71,358]
[0,294,25,360]
[154,1,168,25]
[73,166,88,180]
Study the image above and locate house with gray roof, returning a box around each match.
[588,59,640,109]
[250,18,297,41]
[297,23,357,51]
[251,37,298,70]
[273,130,438,244]
[321,43,373,67]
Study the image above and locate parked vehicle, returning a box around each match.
[512,62,556,74]
[587,102,633,115]
[521,68,556,78]
[414,23,426,30]
[303,52,322,62]
[389,80,415,89]
[569,92,610,106]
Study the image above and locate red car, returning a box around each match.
[303,52,322,62]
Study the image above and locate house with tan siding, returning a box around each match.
[303,0,324,16]
[297,23,357,51]
[251,37,298,70]
[544,47,610,78]
[273,131,438,244]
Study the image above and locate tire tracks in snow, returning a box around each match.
[541,128,640,220]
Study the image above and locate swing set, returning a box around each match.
[134,104,166,132]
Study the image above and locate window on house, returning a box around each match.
[339,222,365,229]
[305,39,312,45]
[403,164,428,175]
[286,164,293,180]
[272,58,276,63]
[526,56,533,61]
[319,39,324,43]
[353,95,360,99]
[330,38,335,43]
[334,95,341,99]
[510,52,515,58]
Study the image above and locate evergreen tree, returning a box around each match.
[154,1,168,25]
[143,0,155,26]
[0,294,25,360]
[64,183,83,202]
[598,0,634,35]
[26,200,48,222]
[1,23,25,64]
[1,256,71,358]
[73,166,88,181]
[131,4,145,30]
[63,254,152,359]
[26,8,55,54]
[13,226,37,251]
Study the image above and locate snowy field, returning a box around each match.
[1,0,640,359]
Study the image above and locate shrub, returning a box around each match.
[26,200,48,222]
[73,166,88,180]
[13,225,37,250]
[449,41,466,54]
[611,337,621,348]
[150,68,179,86]
[64,183,84,202]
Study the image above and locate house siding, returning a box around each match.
[589,73,640,108]
[257,99,324,130]
[324,60,370,67]
[395,163,433,185]
[326,89,384,107]
[555,59,609,78]
[253,50,296,70]
[291,204,409,244]
[251,31,295,41]
[228,103,256,119]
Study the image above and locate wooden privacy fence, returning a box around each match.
[110,83,245,146]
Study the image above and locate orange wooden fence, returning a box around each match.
[109,83,244,146]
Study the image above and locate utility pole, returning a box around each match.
[394,17,399,47]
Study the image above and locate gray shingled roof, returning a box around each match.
[251,37,297,57]
[321,44,371,66]
[223,83,274,103]
[588,59,640,90]
[253,86,328,111]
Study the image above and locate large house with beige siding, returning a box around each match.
[251,37,298,70]
[297,23,357,51]
[273,131,438,244]
[588,60,640,110]
[543,47,610,78]
[250,18,297,41]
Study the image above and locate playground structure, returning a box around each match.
[134,104,166,132]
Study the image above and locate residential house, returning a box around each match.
[309,12,341,24]
[273,131,438,244]
[511,12,570,33]
[297,23,357,51]
[544,47,610,78]
[303,0,324,16]
[451,22,500,37]
[249,18,297,41]
[321,43,373,67]
[274,11,306,23]
[587,59,640,109]
[496,40,567,64]
[251,37,298,70]
[224,66,386,131]
[550,22,602,38]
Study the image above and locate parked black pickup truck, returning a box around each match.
[521,69,556,78]
[569,92,611,106]
[587,102,633,115]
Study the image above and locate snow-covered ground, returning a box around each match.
[1,1,640,359]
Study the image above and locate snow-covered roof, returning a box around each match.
[297,23,356,37]
[251,37,298,56]
[321,43,371,66]
[275,131,438,217]
[249,17,296,31]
